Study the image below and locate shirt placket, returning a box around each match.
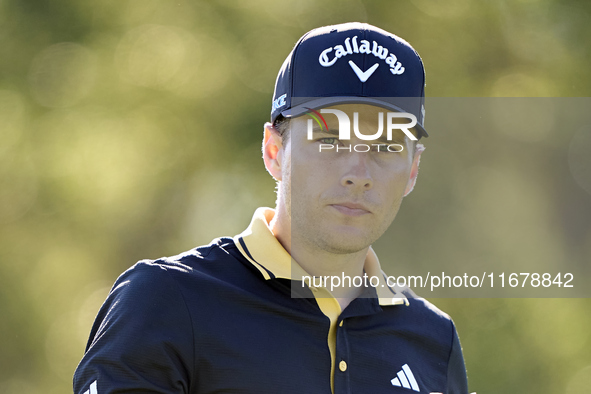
[333,316,352,394]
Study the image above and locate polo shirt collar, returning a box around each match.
[233,207,408,307]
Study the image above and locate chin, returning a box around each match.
[317,230,377,255]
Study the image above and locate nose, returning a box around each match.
[340,152,373,190]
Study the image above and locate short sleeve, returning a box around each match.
[73,261,194,393]
[446,322,469,394]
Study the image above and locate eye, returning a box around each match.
[319,137,339,145]
[371,143,390,152]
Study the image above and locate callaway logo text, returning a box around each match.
[318,36,405,75]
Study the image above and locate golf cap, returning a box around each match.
[271,22,428,138]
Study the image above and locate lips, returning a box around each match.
[329,202,372,216]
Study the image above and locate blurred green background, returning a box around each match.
[1,0,590,393]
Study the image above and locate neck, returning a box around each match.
[270,204,368,308]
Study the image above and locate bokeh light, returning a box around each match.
[28,43,97,108]
[115,25,194,89]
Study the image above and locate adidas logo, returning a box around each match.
[83,380,97,394]
[391,364,420,392]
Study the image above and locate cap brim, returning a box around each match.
[281,96,428,139]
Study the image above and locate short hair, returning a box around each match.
[272,115,291,146]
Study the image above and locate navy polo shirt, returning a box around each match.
[74,208,469,393]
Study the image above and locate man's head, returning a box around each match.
[263,103,423,254]
[263,22,427,254]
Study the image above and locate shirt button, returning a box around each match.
[339,360,347,372]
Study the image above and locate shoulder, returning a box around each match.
[94,237,242,324]
[145,236,239,268]
[115,236,241,284]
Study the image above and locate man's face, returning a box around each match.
[277,103,422,255]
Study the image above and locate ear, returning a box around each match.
[404,144,425,196]
[262,122,284,181]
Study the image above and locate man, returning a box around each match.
[74,22,469,393]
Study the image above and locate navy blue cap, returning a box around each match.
[271,22,428,138]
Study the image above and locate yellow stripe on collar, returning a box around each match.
[233,207,308,280]
[364,247,410,306]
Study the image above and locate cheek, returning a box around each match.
[290,150,330,185]
[378,168,412,206]
[290,164,324,201]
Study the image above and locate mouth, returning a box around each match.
[329,202,372,217]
